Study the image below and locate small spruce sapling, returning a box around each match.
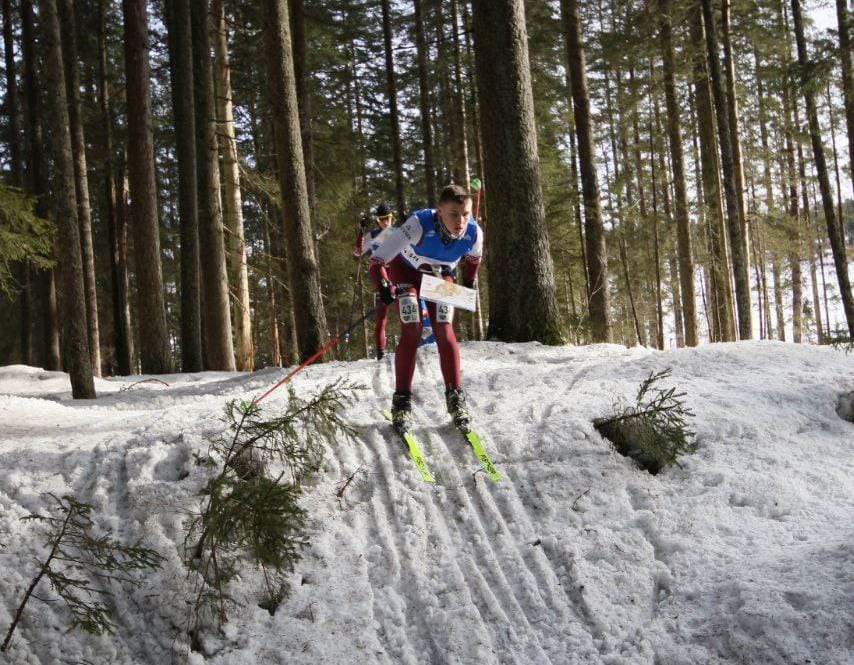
[1,494,163,651]
[185,380,358,630]
[594,368,696,474]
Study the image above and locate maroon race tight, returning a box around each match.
[374,295,389,352]
[388,258,460,393]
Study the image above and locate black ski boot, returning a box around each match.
[391,390,412,431]
[445,387,471,430]
[376,348,385,361]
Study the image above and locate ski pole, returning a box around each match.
[252,309,377,406]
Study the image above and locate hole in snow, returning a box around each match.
[836,391,854,423]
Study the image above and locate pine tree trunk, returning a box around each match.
[658,0,697,346]
[836,0,854,200]
[560,0,611,342]
[772,256,786,341]
[791,0,854,336]
[57,0,101,377]
[262,0,329,360]
[669,254,685,347]
[472,0,563,343]
[2,0,20,187]
[413,0,437,205]
[380,0,406,220]
[190,0,235,370]
[289,0,316,227]
[700,0,752,339]
[38,0,95,398]
[213,0,253,371]
[809,236,823,343]
[99,1,132,375]
[3,0,30,363]
[691,4,734,342]
[122,0,173,373]
[450,0,470,187]
[721,0,751,292]
[165,0,202,372]
[826,84,847,250]
[21,0,60,370]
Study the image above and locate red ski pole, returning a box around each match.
[252,309,376,406]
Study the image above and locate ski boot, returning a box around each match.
[445,386,471,431]
[376,347,385,361]
[391,390,413,431]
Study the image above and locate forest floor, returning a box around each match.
[0,340,852,664]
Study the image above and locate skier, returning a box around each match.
[355,203,395,359]
[369,184,482,430]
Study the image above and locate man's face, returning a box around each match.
[438,199,472,237]
[376,213,393,229]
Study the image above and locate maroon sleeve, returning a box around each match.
[462,256,481,288]
[368,257,389,290]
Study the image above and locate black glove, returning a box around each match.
[378,279,396,306]
[359,214,370,230]
[462,277,476,289]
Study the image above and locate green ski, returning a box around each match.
[383,411,435,483]
[460,428,501,482]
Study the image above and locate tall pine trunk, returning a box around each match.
[690,5,734,342]
[21,0,60,369]
[791,0,854,337]
[122,0,173,373]
[58,0,101,377]
[413,0,436,205]
[700,0,752,339]
[38,0,95,398]
[165,0,202,371]
[560,0,611,342]
[450,0,470,187]
[658,0,697,346]
[836,0,854,200]
[2,0,30,363]
[212,0,253,371]
[471,0,562,343]
[380,0,406,220]
[191,0,235,370]
[262,0,329,360]
[100,0,133,375]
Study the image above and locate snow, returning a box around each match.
[1,341,853,664]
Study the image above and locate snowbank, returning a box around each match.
[0,341,852,664]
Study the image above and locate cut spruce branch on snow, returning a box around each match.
[184,380,359,637]
[1,494,163,652]
[594,368,696,474]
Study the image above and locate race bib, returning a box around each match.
[398,294,420,324]
[436,303,454,323]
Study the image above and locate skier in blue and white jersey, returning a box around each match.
[369,184,483,429]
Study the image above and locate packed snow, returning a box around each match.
[0,340,852,664]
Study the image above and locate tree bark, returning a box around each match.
[690,5,734,342]
[58,0,101,377]
[3,0,30,363]
[190,0,235,370]
[560,0,611,342]
[99,0,132,375]
[261,0,329,360]
[791,0,854,336]
[658,0,697,346]
[836,0,854,200]
[450,0,470,187]
[165,0,202,372]
[472,0,562,343]
[212,0,253,371]
[700,0,752,339]
[380,0,406,220]
[414,0,436,205]
[21,0,60,369]
[37,0,95,398]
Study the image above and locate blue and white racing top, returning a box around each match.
[370,208,484,273]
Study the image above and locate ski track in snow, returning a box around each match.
[1,342,853,664]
